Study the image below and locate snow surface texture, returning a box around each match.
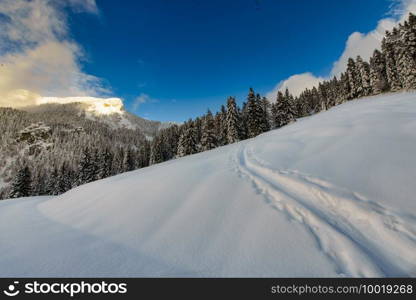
[1,92,416,277]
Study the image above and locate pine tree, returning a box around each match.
[66,167,76,190]
[255,93,266,132]
[177,122,197,157]
[31,168,47,196]
[346,58,360,99]
[296,91,311,117]
[406,13,416,69]
[382,31,402,91]
[323,81,331,110]
[149,136,165,165]
[369,49,388,94]
[201,110,217,151]
[43,166,58,195]
[239,102,249,140]
[318,82,328,111]
[260,96,271,132]
[98,148,113,179]
[339,72,350,102]
[54,163,71,195]
[123,148,136,172]
[271,100,279,129]
[356,55,372,96]
[397,18,416,89]
[9,165,32,198]
[48,166,60,195]
[193,117,203,149]
[113,147,125,175]
[91,148,101,180]
[214,106,227,146]
[273,89,296,128]
[138,140,151,168]
[312,86,321,111]
[76,147,95,186]
[226,96,240,144]
[327,76,340,108]
[246,88,263,138]
[162,125,179,161]
[407,13,416,60]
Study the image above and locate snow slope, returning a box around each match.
[1,92,416,277]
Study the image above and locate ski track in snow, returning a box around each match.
[231,141,416,277]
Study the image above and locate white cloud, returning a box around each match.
[267,0,416,99]
[131,93,159,112]
[330,18,396,77]
[0,0,111,109]
[266,73,325,99]
[67,0,99,14]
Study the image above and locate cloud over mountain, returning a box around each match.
[0,0,113,108]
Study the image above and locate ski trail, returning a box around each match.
[231,143,416,277]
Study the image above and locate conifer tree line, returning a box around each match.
[2,13,416,199]
[0,104,151,199]
[148,13,416,164]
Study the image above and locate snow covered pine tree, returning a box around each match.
[9,165,32,198]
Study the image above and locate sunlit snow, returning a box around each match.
[38,96,124,115]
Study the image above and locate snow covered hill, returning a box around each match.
[21,101,163,136]
[1,92,416,277]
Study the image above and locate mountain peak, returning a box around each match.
[37,96,124,116]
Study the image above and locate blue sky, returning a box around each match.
[1,0,397,122]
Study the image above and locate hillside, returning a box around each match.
[1,92,416,277]
[0,102,157,198]
[21,101,164,136]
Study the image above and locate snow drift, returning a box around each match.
[1,92,416,277]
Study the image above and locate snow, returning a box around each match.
[117,116,136,129]
[38,97,124,115]
[158,121,181,130]
[1,92,416,277]
[0,178,6,190]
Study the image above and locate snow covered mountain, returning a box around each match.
[0,97,177,196]
[1,92,416,277]
[22,100,164,136]
[0,102,157,198]
[1,91,167,135]
[38,96,126,115]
